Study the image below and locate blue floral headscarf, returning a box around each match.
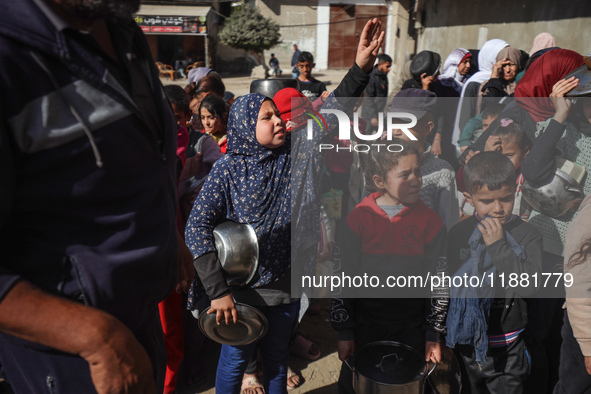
[185,94,292,293]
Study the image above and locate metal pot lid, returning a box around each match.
[213,221,259,287]
[521,169,585,219]
[565,57,591,97]
[353,341,427,385]
[198,303,268,346]
[250,79,298,98]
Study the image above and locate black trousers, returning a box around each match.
[455,336,529,394]
[553,311,591,394]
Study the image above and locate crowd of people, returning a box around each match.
[1,1,591,394]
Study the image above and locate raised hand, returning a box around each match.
[550,76,579,123]
[355,18,386,73]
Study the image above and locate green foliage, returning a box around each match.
[219,5,282,53]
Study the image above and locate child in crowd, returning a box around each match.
[185,19,384,393]
[296,51,327,100]
[331,139,448,394]
[269,53,281,77]
[458,117,532,220]
[164,85,223,223]
[458,103,505,152]
[446,151,542,393]
[199,94,230,154]
[386,88,460,229]
[186,95,298,394]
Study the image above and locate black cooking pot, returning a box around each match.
[344,341,437,394]
[410,51,441,78]
[250,78,298,98]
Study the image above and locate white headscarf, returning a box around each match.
[460,39,509,97]
[439,48,470,91]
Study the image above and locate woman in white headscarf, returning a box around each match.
[438,48,472,95]
[451,39,509,156]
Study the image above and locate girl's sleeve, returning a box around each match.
[185,162,230,300]
[330,213,363,341]
[521,119,567,188]
[423,220,449,342]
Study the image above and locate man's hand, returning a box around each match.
[421,73,435,90]
[550,76,579,124]
[585,356,591,375]
[355,19,385,73]
[81,321,157,394]
[478,217,504,246]
[320,90,331,103]
[425,341,442,363]
[209,294,238,325]
[337,340,355,362]
[0,281,158,394]
[371,117,379,127]
[176,231,194,294]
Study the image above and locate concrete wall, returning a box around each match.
[417,0,591,61]
[257,0,319,73]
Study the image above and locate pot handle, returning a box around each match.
[426,359,438,378]
[343,359,354,371]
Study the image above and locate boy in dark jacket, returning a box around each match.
[361,53,392,131]
[446,151,542,393]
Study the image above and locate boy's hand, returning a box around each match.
[425,341,442,363]
[337,340,355,361]
[355,19,385,73]
[209,294,238,325]
[478,217,504,245]
[464,149,480,164]
[431,138,442,156]
[484,135,503,152]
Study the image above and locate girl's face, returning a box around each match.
[200,108,223,135]
[457,58,471,76]
[373,154,422,206]
[499,137,530,171]
[255,100,287,149]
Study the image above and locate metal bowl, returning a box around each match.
[250,79,298,98]
[565,57,591,97]
[213,221,259,287]
[198,303,268,346]
[522,169,585,218]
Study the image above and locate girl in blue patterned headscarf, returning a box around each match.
[185,93,299,394]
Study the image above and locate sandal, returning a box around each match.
[287,367,303,390]
[241,374,265,394]
[289,334,321,361]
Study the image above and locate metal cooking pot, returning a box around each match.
[344,341,437,394]
[521,169,585,219]
[213,221,259,287]
[250,78,298,98]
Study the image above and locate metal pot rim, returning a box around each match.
[351,340,435,386]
